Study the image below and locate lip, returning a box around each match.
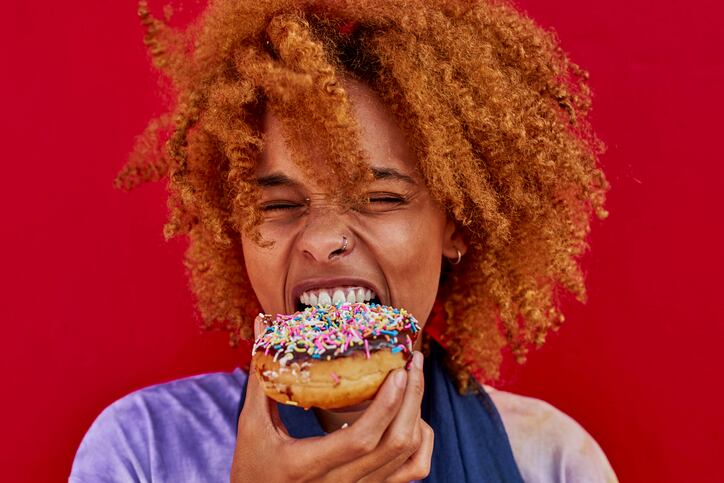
[288,276,386,313]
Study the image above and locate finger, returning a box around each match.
[253,313,270,339]
[239,363,271,426]
[338,352,425,477]
[240,360,289,437]
[397,351,425,419]
[385,419,435,483]
[248,314,281,426]
[267,398,289,437]
[358,418,423,482]
[324,370,419,481]
[347,367,408,448]
[296,367,407,469]
[382,351,425,445]
[353,351,425,476]
[231,366,290,482]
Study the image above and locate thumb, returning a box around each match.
[248,313,290,437]
[241,359,274,428]
[242,360,291,438]
[253,313,271,339]
[244,313,271,423]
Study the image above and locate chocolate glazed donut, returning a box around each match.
[251,303,420,409]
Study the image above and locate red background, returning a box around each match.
[3,0,722,481]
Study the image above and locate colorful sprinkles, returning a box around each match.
[252,303,419,364]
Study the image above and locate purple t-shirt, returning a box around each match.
[70,369,247,482]
[71,368,617,482]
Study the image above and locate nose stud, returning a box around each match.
[329,235,349,260]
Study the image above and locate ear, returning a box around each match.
[441,216,468,261]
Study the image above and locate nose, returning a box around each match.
[296,200,353,262]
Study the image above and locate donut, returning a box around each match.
[251,302,420,409]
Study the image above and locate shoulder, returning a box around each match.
[484,386,618,483]
[70,369,248,482]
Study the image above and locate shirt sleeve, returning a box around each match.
[68,369,245,483]
[69,394,152,483]
[485,387,618,483]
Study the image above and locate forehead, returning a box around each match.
[257,78,419,181]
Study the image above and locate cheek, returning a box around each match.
[368,205,446,320]
[399,202,447,268]
[240,237,287,313]
[387,225,443,277]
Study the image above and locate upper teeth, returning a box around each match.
[299,286,376,306]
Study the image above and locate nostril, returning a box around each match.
[328,235,349,260]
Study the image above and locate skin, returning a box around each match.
[233,78,467,482]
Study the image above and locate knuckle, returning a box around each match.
[422,420,434,438]
[287,465,306,481]
[404,458,432,481]
[385,432,409,454]
[351,433,377,454]
[413,459,432,480]
[411,426,423,449]
[287,452,325,482]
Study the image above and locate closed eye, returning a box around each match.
[369,196,404,204]
[260,201,304,212]
[357,193,408,213]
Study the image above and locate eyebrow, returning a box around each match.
[255,173,300,188]
[370,167,417,185]
[255,167,416,187]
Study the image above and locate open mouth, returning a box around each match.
[294,286,383,312]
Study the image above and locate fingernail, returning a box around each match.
[394,369,407,389]
[253,314,266,338]
[413,351,423,370]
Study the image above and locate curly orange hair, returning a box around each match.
[116,0,608,392]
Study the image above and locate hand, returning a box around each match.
[230,317,434,483]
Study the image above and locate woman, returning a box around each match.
[71,0,616,481]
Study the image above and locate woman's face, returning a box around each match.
[241,79,463,331]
